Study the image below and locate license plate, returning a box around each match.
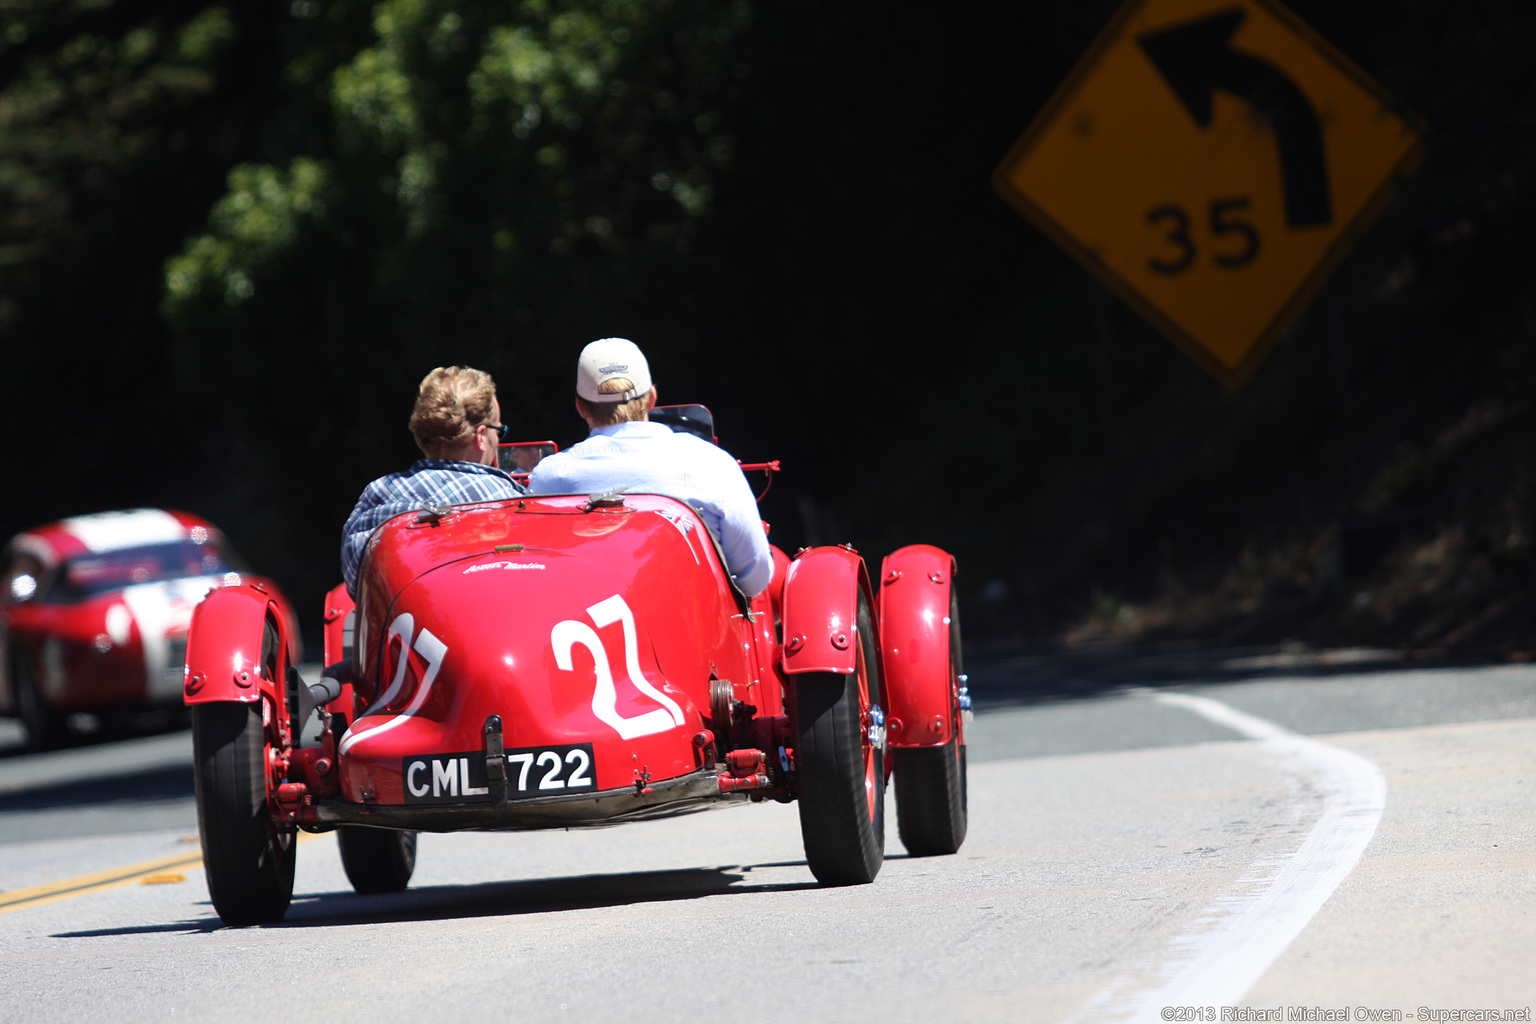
[501,743,596,798]
[402,744,596,804]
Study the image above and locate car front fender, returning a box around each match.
[779,546,870,677]
[877,545,958,748]
[182,584,288,707]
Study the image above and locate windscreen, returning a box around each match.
[47,539,244,602]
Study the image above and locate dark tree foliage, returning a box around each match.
[2,0,1533,652]
[0,0,287,548]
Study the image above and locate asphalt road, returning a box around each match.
[1,652,1532,1022]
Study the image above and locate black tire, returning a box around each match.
[895,588,968,856]
[14,655,69,751]
[192,702,295,925]
[895,741,968,855]
[795,589,885,886]
[337,827,417,894]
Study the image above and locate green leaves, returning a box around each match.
[0,1,251,347]
[162,0,751,331]
[470,5,638,118]
[175,7,236,64]
[332,41,422,148]
[164,158,332,306]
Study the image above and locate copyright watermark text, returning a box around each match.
[1159,1008,1531,1023]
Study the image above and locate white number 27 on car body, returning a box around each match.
[550,594,685,740]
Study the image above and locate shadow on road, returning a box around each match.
[52,918,225,939]
[0,763,192,813]
[0,710,191,761]
[53,861,822,936]
[965,638,1519,709]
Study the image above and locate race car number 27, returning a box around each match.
[551,594,685,740]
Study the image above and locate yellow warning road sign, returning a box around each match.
[994,0,1423,385]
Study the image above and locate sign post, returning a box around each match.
[994,0,1422,385]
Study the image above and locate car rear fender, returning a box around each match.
[323,584,356,668]
[877,545,958,748]
[779,546,875,678]
[321,584,358,717]
[182,584,291,708]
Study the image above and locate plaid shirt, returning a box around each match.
[341,459,525,594]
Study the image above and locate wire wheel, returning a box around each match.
[795,588,885,885]
[192,700,295,926]
[338,827,418,894]
[895,588,968,856]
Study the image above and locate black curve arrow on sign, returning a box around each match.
[1137,7,1331,227]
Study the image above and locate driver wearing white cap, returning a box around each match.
[527,338,774,597]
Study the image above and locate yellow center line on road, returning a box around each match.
[0,849,206,915]
[0,833,325,915]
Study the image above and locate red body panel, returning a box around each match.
[779,546,868,676]
[877,545,959,748]
[338,494,773,805]
[3,601,146,712]
[182,584,299,706]
[320,584,358,715]
[7,521,91,567]
[322,584,354,668]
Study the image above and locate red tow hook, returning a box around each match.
[717,748,771,793]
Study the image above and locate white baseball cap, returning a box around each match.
[576,337,653,403]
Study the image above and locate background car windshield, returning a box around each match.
[47,540,241,602]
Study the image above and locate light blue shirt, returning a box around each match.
[527,420,774,596]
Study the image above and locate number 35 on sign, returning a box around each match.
[993,0,1421,385]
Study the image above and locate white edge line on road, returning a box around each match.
[1067,690,1387,1023]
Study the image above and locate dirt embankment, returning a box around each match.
[1073,399,1536,661]
[967,255,1535,664]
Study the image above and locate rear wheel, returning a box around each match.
[795,589,885,885]
[14,655,69,751]
[192,701,295,925]
[895,742,967,855]
[895,589,968,856]
[337,827,417,894]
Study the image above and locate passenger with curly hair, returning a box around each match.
[340,366,524,595]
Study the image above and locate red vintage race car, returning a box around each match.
[1,509,294,750]
[183,408,970,925]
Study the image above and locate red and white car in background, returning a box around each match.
[0,508,294,750]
